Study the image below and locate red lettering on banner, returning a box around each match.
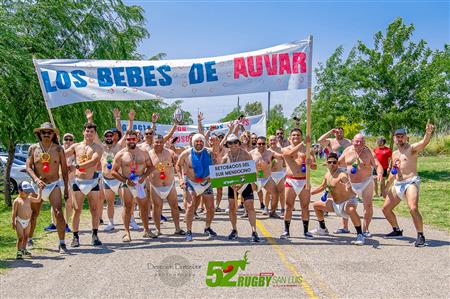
[247,56,263,77]
[234,57,248,79]
[292,52,306,73]
[177,126,187,132]
[279,53,292,75]
[264,54,278,75]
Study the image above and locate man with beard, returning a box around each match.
[149,135,185,236]
[26,122,69,253]
[338,134,383,237]
[280,128,317,239]
[176,134,216,241]
[250,133,258,150]
[250,136,283,218]
[266,135,286,216]
[276,128,290,148]
[65,123,104,247]
[382,125,434,247]
[112,130,155,242]
[318,127,351,157]
[222,134,261,242]
[85,108,134,231]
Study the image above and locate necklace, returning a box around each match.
[155,151,166,180]
[39,143,53,173]
[128,151,138,180]
[229,149,241,163]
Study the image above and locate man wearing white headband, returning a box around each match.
[176,133,216,241]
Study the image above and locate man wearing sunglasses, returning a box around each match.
[222,134,261,242]
[26,122,70,253]
[281,128,317,239]
[176,133,216,241]
[382,125,434,247]
[250,136,283,218]
[112,130,155,242]
[65,122,104,247]
[338,134,383,238]
[311,153,365,245]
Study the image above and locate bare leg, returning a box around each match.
[215,187,223,209]
[228,194,238,231]
[264,180,279,214]
[49,188,66,243]
[166,187,182,231]
[120,187,134,240]
[16,223,25,250]
[203,194,215,228]
[104,189,115,224]
[29,201,43,239]
[382,189,401,228]
[405,184,423,233]
[277,179,285,210]
[284,188,296,221]
[72,191,85,232]
[151,190,163,232]
[362,180,374,232]
[87,191,100,230]
[137,197,149,233]
[185,191,198,231]
[244,199,257,232]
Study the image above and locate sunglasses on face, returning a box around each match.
[145,132,153,136]
[64,138,73,142]
[41,130,53,135]
[126,138,136,142]
[327,160,338,165]
[227,140,239,145]
[257,143,266,146]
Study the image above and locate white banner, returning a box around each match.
[121,114,266,147]
[34,39,312,108]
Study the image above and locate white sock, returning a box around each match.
[109,218,114,225]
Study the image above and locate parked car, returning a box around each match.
[0,155,32,194]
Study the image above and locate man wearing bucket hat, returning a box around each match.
[382,124,434,247]
[26,122,70,253]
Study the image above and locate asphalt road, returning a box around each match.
[1,188,449,299]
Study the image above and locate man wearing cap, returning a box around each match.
[222,134,261,242]
[338,133,383,237]
[280,128,317,239]
[26,122,69,253]
[318,127,352,157]
[373,137,392,197]
[112,130,155,242]
[382,125,434,247]
[65,122,104,247]
[250,136,283,218]
[176,133,217,241]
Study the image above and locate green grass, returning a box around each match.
[311,155,450,231]
[0,196,92,272]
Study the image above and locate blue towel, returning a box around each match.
[191,148,212,179]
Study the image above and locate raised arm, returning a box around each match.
[11,200,18,229]
[117,110,135,148]
[318,129,336,147]
[85,109,102,145]
[282,142,304,157]
[197,111,205,136]
[163,123,177,144]
[76,145,102,170]
[220,121,236,147]
[113,108,123,134]
[411,123,434,153]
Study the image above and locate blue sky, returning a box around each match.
[125,0,449,123]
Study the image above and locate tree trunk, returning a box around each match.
[4,139,15,206]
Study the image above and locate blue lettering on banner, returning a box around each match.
[98,68,113,87]
[71,70,87,88]
[112,67,127,87]
[55,71,71,90]
[143,66,157,86]
[157,65,172,86]
[42,71,57,93]
[205,61,218,82]
[189,63,204,84]
[126,67,143,87]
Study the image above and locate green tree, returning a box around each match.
[0,0,149,205]
[267,104,287,136]
[220,107,242,122]
[244,101,263,116]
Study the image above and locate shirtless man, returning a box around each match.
[276,128,290,148]
[382,125,434,247]
[112,130,155,242]
[222,134,261,242]
[250,136,283,218]
[62,133,75,231]
[311,153,365,245]
[65,123,104,247]
[266,135,286,215]
[318,127,352,157]
[26,122,69,253]
[280,128,317,239]
[176,134,216,241]
[149,134,185,236]
[209,133,227,212]
[338,134,383,237]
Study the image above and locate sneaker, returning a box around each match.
[44,223,57,232]
[16,250,23,260]
[160,215,168,222]
[22,249,32,258]
[251,232,261,243]
[228,230,238,240]
[103,223,115,232]
[280,208,285,214]
[363,231,372,238]
[27,239,34,249]
[334,228,350,234]
[215,207,224,212]
[310,227,329,236]
[143,231,157,238]
[240,213,248,219]
[204,227,217,238]
[65,224,72,233]
[58,244,69,254]
[225,208,230,213]
[385,229,403,238]
[260,202,265,210]
[354,234,365,246]
[91,235,102,246]
[324,211,329,217]
[269,212,281,219]
[174,229,186,236]
[304,232,314,239]
[238,203,244,210]
[99,219,104,225]
[70,237,80,247]
[186,230,193,242]
[262,208,269,215]
[178,205,185,213]
[130,220,140,231]
[280,231,290,239]
[194,212,200,220]
[414,235,426,247]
